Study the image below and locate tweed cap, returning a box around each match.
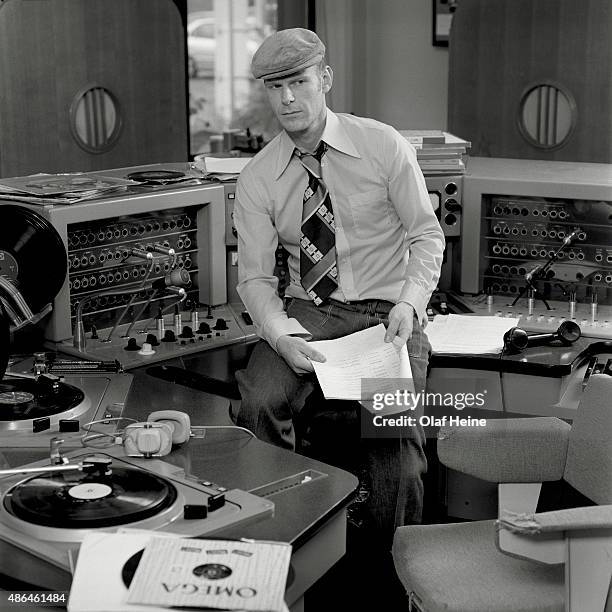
[251,28,325,80]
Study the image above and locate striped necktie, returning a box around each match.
[297,142,338,306]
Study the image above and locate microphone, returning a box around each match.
[525,265,542,282]
[144,269,191,291]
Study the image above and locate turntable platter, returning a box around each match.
[4,466,177,528]
[0,377,84,424]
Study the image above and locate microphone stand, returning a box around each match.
[511,229,581,309]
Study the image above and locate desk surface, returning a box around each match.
[125,368,358,547]
[0,364,358,603]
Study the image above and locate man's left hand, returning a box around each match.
[384,302,415,348]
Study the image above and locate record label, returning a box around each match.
[68,483,112,500]
[0,391,35,405]
[0,251,19,281]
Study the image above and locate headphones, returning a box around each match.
[84,410,192,458]
[503,320,582,354]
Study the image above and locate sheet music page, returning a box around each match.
[425,314,520,354]
[309,324,414,400]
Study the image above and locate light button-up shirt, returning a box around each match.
[235,109,445,350]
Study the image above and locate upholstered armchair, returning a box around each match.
[392,374,612,612]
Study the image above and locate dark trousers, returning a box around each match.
[235,297,431,543]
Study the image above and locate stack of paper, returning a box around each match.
[310,324,414,401]
[399,130,471,175]
[425,314,520,354]
[194,156,252,181]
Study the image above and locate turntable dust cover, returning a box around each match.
[126,536,291,611]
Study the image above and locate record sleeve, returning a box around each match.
[68,532,180,612]
[68,532,291,612]
[126,536,291,611]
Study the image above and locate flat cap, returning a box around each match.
[251,28,325,80]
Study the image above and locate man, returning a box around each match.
[233,28,444,539]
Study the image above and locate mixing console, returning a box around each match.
[451,293,612,340]
[56,304,257,369]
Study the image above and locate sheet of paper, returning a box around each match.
[126,536,291,611]
[309,324,414,400]
[425,314,520,354]
[201,156,251,174]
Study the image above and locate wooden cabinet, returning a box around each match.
[448,0,612,163]
[0,0,188,177]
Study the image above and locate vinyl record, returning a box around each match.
[0,377,84,422]
[126,170,185,184]
[4,466,177,528]
[0,301,8,381]
[0,205,67,313]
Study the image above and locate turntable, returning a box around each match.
[0,449,274,591]
[0,357,132,454]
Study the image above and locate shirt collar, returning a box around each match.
[274,108,361,179]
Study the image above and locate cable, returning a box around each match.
[80,432,122,449]
[82,417,138,429]
[498,345,507,413]
[121,257,158,338]
[80,416,138,448]
[190,425,257,439]
[136,292,187,334]
[79,421,257,450]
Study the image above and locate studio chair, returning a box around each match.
[392,374,612,612]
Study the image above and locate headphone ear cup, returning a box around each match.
[504,327,529,353]
[123,422,173,457]
[147,410,191,445]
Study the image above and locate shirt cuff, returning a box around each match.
[398,284,431,325]
[263,316,312,351]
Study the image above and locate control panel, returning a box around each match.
[58,303,256,369]
[67,207,200,331]
[481,195,611,304]
[445,291,612,341]
[426,174,463,238]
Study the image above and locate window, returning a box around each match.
[187,0,279,155]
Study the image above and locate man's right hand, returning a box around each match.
[276,335,326,375]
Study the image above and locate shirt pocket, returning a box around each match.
[347,187,393,238]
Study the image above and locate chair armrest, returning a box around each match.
[498,505,612,535]
[496,505,612,567]
[437,417,570,482]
